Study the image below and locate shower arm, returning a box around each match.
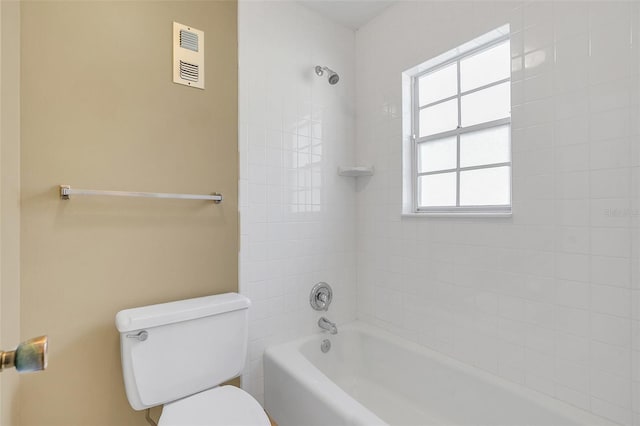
[315,65,329,75]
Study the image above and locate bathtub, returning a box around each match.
[264,322,615,426]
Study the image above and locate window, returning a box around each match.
[405,28,511,215]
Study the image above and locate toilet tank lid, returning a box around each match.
[115,293,251,333]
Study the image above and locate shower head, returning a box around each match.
[315,65,339,85]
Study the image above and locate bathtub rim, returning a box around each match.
[264,320,618,426]
[264,325,387,425]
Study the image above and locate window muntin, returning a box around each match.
[412,37,511,213]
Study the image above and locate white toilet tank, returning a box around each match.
[115,293,251,411]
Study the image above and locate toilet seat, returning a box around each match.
[158,385,271,426]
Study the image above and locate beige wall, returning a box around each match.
[1,0,22,425]
[19,1,238,425]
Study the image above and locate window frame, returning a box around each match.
[410,34,512,216]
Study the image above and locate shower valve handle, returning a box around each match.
[310,282,333,311]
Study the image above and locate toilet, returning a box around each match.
[115,293,270,426]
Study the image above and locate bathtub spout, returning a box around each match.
[318,317,338,335]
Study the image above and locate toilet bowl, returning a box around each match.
[115,293,270,426]
[159,386,269,426]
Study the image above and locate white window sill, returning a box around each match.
[401,211,512,218]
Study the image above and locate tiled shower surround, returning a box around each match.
[238,0,358,404]
[240,1,640,424]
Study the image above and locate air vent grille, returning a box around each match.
[173,22,204,89]
[179,61,199,82]
[179,30,199,52]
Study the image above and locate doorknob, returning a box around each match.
[0,335,48,373]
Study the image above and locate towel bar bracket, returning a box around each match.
[60,185,71,200]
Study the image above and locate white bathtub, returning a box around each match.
[264,322,615,426]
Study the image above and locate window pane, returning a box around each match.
[460,166,510,206]
[419,63,457,106]
[460,41,511,92]
[461,82,510,128]
[419,137,457,173]
[460,125,510,168]
[419,172,457,207]
[419,99,458,137]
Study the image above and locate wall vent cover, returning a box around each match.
[173,22,204,89]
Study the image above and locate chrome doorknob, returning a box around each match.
[0,335,48,373]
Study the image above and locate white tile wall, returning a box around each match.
[355,1,639,425]
[238,0,357,404]
[240,0,639,423]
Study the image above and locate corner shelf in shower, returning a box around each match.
[337,166,374,177]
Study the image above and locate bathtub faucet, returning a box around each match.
[318,317,338,335]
